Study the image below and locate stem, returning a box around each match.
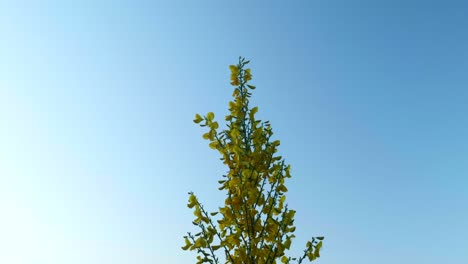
[200,224,220,264]
[196,198,235,263]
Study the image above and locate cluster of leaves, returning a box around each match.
[183,57,323,264]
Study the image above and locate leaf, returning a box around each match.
[272,140,281,146]
[194,237,204,248]
[276,184,288,193]
[212,245,221,250]
[281,256,288,263]
[181,237,192,250]
[284,237,292,249]
[209,141,218,149]
[316,241,323,251]
[193,114,203,124]
[187,194,197,208]
[202,132,211,140]
[247,84,256,90]
[181,244,190,250]
[250,106,258,116]
[206,112,214,121]
[279,195,286,204]
[229,65,239,74]
[210,212,219,216]
[231,196,242,210]
[244,68,252,81]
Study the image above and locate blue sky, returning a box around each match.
[1,1,467,263]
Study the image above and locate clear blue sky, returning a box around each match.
[1,1,467,263]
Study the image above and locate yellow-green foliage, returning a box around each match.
[183,57,323,264]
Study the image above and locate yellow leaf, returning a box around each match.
[187,194,197,208]
[181,244,190,250]
[194,207,202,218]
[244,68,252,81]
[193,114,203,124]
[229,65,239,74]
[206,112,214,121]
[212,245,221,250]
[231,196,242,210]
[276,184,288,193]
[279,195,286,204]
[284,238,291,249]
[316,241,323,252]
[250,106,258,115]
[194,237,204,248]
[228,178,240,189]
[209,141,218,149]
[181,237,192,250]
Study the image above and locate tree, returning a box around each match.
[182,57,324,264]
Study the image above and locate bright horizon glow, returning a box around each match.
[1,1,467,263]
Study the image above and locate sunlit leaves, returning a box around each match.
[194,114,203,124]
[206,112,215,121]
[230,65,240,86]
[183,57,324,264]
[182,237,192,250]
[276,184,288,193]
[244,68,252,82]
[188,193,197,208]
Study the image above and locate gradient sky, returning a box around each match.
[1,1,467,263]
